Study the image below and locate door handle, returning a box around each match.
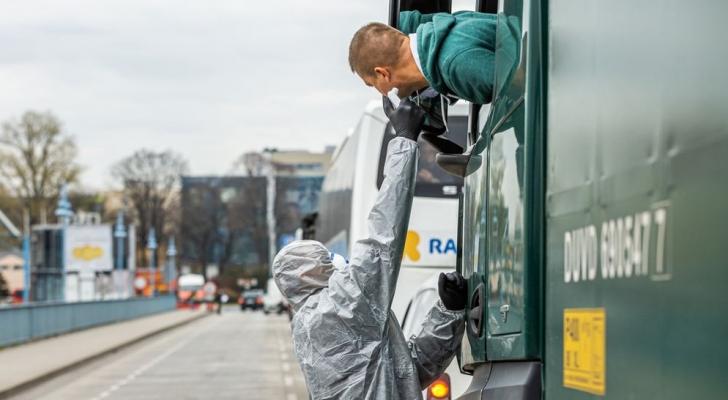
[468,283,485,337]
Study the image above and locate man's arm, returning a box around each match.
[398,10,435,34]
[408,10,498,104]
[444,48,496,105]
[408,301,465,388]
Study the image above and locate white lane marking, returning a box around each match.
[89,318,220,400]
[284,376,294,387]
[286,394,298,400]
[280,352,289,361]
[90,341,186,400]
[282,362,291,372]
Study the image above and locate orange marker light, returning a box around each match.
[427,374,451,400]
[430,382,449,398]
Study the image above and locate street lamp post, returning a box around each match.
[54,184,73,302]
[113,211,127,270]
[166,237,177,288]
[147,228,157,296]
[263,149,277,278]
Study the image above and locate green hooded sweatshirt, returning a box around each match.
[399,10,497,104]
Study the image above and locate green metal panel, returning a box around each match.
[546,0,728,398]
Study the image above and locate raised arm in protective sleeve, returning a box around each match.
[330,136,419,327]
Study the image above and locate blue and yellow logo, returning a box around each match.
[404,230,457,262]
[404,231,421,261]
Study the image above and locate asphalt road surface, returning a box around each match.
[9,308,308,400]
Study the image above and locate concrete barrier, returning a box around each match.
[0,296,176,347]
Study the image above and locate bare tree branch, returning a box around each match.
[0,111,81,224]
[112,149,188,267]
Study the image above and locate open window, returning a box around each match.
[389,0,452,27]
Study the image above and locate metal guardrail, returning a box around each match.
[0,295,176,348]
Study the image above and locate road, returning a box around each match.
[8,308,308,400]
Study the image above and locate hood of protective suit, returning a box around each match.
[272,240,334,311]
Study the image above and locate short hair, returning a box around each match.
[348,22,406,78]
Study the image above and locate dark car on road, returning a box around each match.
[238,289,264,311]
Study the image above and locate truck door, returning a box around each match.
[458,0,546,398]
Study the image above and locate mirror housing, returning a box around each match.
[436,152,483,178]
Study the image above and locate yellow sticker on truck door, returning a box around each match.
[563,308,606,396]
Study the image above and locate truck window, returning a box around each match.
[377,116,468,198]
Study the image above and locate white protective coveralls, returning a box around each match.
[273,137,465,400]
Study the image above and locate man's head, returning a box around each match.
[272,240,335,311]
[349,22,428,97]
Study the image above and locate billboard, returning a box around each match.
[64,225,113,272]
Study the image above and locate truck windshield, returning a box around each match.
[377,115,467,198]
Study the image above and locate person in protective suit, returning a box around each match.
[272,97,467,400]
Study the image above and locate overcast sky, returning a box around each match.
[0,1,388,189]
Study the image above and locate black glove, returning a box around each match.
[438,271,467,311]
[382,95,426,142]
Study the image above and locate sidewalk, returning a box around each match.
[0,309,208,398]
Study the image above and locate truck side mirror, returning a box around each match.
[436,153,482,178]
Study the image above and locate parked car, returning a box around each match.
[238,289,264,311]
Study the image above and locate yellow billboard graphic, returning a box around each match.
[64,225,113,272]
[72,245,104,261]
[404,230,421,262]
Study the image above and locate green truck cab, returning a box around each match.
[390,0,728,398]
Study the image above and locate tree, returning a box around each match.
[180,178,226,278]
[0,111,81,224]
[225,178,269,269]
[180,177,269,279]
[111,149,188,268]
[230,151,267,176]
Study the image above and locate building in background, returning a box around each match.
[180,147,332,286]
[265,148,331,258]
[274,176,323,250]
[268,149,333,177]
[179,176,269,278]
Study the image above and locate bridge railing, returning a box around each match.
[0,295,176,348]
